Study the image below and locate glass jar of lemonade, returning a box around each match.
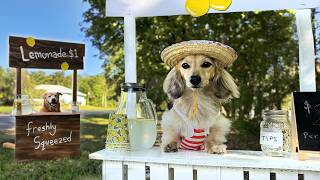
[106,83,157,151]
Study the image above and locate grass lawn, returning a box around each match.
[0,115,109,179]
[0,106,12,114]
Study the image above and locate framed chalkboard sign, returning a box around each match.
[292,92,320,152]
[15,113,80,161]
[9,36,84,69]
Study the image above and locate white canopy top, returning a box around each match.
[106,0,319,17]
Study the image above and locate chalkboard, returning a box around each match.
[9,36,84,70]
[15,112,80,161]
[293,92,320,151]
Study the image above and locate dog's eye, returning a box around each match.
[181,63,190,69]
[201,62,212,68]
[48,96,51,98]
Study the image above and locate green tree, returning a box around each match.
[29,71,51,85]
[82,2,299,149]
[49,71,71,88]
[79,74,115,107]
[0,67,15,105]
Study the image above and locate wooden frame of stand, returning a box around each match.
[9,36,85,161]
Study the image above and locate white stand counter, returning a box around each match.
[89,147,320,180]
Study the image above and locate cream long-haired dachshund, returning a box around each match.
[161,40,239,154]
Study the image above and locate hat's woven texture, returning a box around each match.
[161,40,238,67]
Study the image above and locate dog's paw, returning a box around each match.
[207,144,227,154]
[163,142,178,153]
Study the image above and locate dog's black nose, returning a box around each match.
[51,99,56,103]
[190,75,201,86]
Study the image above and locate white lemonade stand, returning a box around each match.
[89,0,320,179]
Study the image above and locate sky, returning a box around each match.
[0,0,103,75]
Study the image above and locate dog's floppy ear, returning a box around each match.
[212,67,239,102]
[57,92,62,96]
[163,67,185,100]
[43,93,48,99]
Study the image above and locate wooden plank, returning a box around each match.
[106,0,319,17]
[124,16,137,83]
[304,171,320,180]
[248,168,269,180]
[9,36,84,70]
[15,113,80,161]
[127,162,145,180]
[89,149,320,172]
[104,161,123,180]
[220,167,243,180]
[149,163,169,180]
[72,70,77,105]
[196,166,220,180]
[16,68,21,96]
[295,9,316,91]
[274,169,298,180]
[171,165,193,180]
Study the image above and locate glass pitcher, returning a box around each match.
[12,95,33,115]
[106,83,157,151]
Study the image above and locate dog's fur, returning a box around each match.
[40,92,62,112]
[161,55,239,154]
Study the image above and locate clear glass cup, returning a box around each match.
[12,95,33,115]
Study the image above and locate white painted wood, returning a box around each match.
[89,148,320,171]
[105,0,319,17]
[248,168,269,180]
[304,171,320,180]
[124,16,137,83]
[127,162,146,180]
[220,167,243,180]
[123,15,137,119]
[171,164,193,180]
[102,160,106,180]
[274,169,298,180]
[296,9,316,91]
[104,161,123,180]
[149,163,169,180]
[196,166,220,180]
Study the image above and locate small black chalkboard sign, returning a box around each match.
[293,92,320,151]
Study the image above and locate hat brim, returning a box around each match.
[161,41,238,67]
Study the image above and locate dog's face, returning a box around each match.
[43,92,62,107]
[163,54,239,101]
[177,55,215,89]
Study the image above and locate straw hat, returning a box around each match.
[161,40,238,67]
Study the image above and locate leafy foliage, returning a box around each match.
[0,67,15,105]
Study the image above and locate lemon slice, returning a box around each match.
[61,62,69,71]
[185,0,210,17]
[26,37,35,47]
[209,0,232,11]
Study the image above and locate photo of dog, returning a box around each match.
[161,40,239,154]
[40,92,62,112]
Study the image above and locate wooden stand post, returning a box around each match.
[16,68,21,96]
[72,70,78,112]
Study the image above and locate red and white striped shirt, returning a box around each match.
[179,128,206,151]
[172,104,218,151]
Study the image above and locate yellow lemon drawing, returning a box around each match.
[61,62,69,71]
[26,37,35,47]
[185,0,210,17]
[209,0,232,11]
